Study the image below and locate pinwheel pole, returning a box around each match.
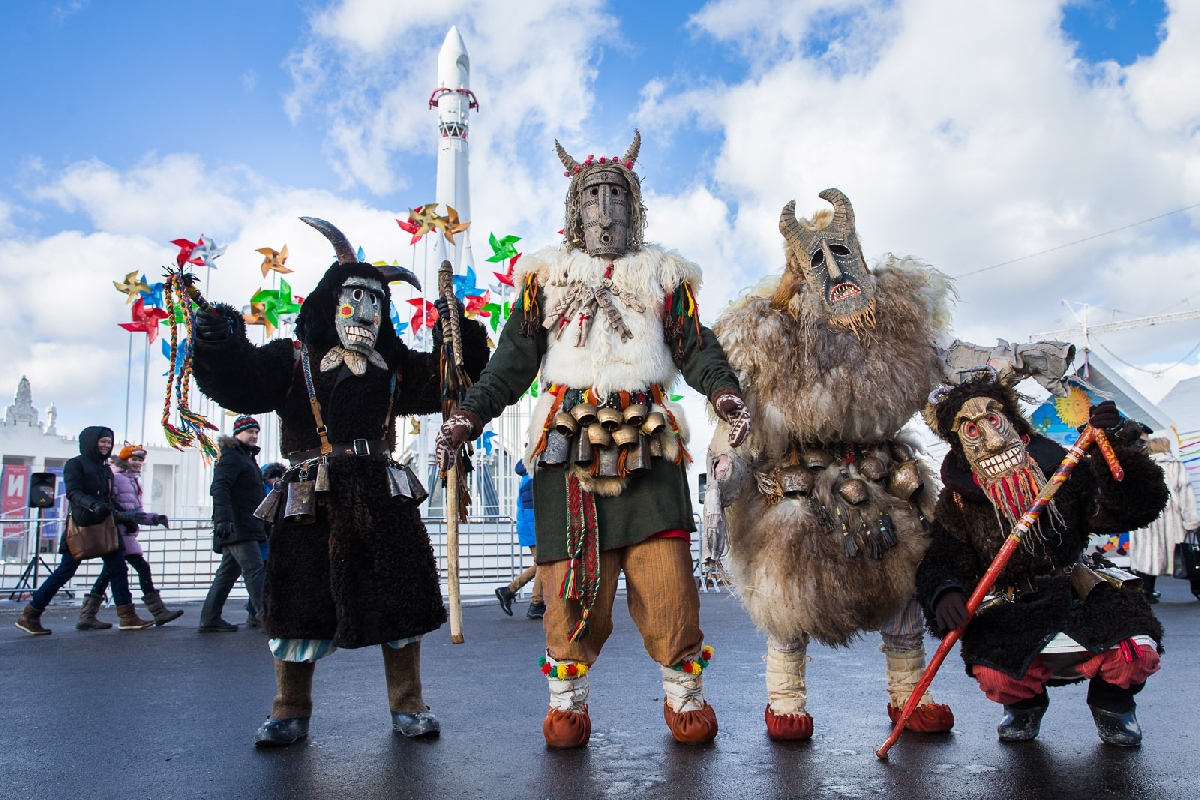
[876,424,1126,759]
[437,259,471,644]
[123,333,134,443]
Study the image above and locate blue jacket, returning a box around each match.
[515,460,535,548]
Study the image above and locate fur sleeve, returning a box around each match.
[1086,438,1170,535]
[192,304,296,414]
[916,493,983,637]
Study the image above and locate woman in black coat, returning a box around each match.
[15,426,154,634]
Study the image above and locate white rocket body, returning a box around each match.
[435,26,474,273]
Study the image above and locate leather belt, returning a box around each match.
[286,439,390,465]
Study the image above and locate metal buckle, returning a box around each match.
[352,439,370,456]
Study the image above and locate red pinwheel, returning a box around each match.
[464,291,491,319]
[407,298,439,332]
[119,297,169,344]
[493,252,520,287]
[171,238,204,268]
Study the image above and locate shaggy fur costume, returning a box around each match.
[916,404,1168,678]
[193,262,489,647]
[712,257,953,647]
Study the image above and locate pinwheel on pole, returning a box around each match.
[192,234,227,292]
[118,297,168,444]
[250,279,302,331]
[113,271,150,303]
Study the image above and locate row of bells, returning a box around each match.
[254,460,428,526]
[539,402,671,476]
[775,443,923,506]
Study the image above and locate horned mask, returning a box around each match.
[778,189,877,335]
[556,131,647,256]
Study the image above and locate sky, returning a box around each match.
[1,0,1198,445]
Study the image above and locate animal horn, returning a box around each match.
[779,200,811,253]
[555,140,580,174]
[818,188,855,237]
[623,129,641,165]
[299,216,356,265]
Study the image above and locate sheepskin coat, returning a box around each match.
[461,244,740,562]
[916,434,1167,679]
[193,306,489,648]
[1129,451,1199,576]
[710,259,952,647]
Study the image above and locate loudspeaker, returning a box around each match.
[28,473,57,509]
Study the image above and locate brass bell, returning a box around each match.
[284,480,317,524]
[596,445,621,477]
[779,465,814,496]
[858,456,887,482]
[554,412,579,436]
[570,403,598,426]
[885,461,922,500]
[891,442,916,463]
[253,485,284,523]
[641,411,668,435]
[597,406,622,432]
[837,478,869,506]
[625,434,651,472]
[612,425,640,448]
[572,430,594,466]
[648,432,665,459]
[314,460,331,492]
[539,430,571,468]
[623,403,649,427]
[803,447,832,471]
[587,422,613,447]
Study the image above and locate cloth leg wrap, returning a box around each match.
[661,665,706,713]
[882,645,934,707]
[544,652,590,713]
[765,637,808,715]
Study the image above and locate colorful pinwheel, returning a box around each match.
[191,235,227,268]
[436,205,470,243]
[452,265,484,301]
[399,205,441,245]
[389,303,409,336]
[250,278,302,329]
[480,300,512,332]
[463,290,491,319]
[139,277,165,309]
[407,298,439,332]
[243,302,276,336]
[171,238,203,268]
[119,297,169,344]
[256,244,291,278]
[113,271,150,304]
[476,430,497,457]
[486,233,520,264]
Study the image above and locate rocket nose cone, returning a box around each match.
[438,26,469,88]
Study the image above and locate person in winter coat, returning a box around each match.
[15,426,155,635]
[198,416,267,632]
[495,459,545,619]
[1129,436,1200,601]
[83,444,182,629]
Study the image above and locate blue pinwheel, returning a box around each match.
[476,430,497,456]
[452,265,484,301]
[139,276,165,308]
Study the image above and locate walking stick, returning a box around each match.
[875,424,1124,759]
[438,260,471,644]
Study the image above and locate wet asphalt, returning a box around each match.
[1,580,1198,800]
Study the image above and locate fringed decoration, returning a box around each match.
[560,473,601,642]
[828,297,878,345]
[520,275,541,338]
[662,280,703,361]
[651,384,691,464]
[540,654,590,680]
[161,272,218,460]
[670,645,714,674]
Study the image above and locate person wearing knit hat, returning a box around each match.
[233,416,260,436]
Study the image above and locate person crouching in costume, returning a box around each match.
[436,131,750,748]
[707,189,955,740]
[917,374,1167,746]
[191,217,488,747]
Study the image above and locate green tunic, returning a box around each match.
[461,285,739,563]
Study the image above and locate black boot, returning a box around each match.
[495,586,515,616]
[1087,678,1143,747]
[526,600,546,620]
[997,691,1048,742]
[1136,573,1160,604]
[255,660,314,748]
[383,641,439,738]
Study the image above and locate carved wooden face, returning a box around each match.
[336,277,383,354]
[579,168,630,257]
[952,396,1027,479]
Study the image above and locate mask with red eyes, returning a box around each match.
[952,395,1042,521]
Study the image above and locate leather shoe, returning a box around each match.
[526,601,546,620]
[998,700,1048,742]
[254,716,310,747]
[495,586,515,616]
[198,619,238,632]
[765,705,813,741]
[392,710,440,738]
[663,700,718,744]
[543,706,591,748]
[1090,705,1142,747]
[887,702,955,733]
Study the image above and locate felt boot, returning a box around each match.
[383,641,439,738]
[884,645,954,733]
[764,640,813,741]
[115,604,155,630]
[661,648,718,745]
[542,653,591,748]
[76,593,113,630]
[255,659,314,747]
[998,691,1048,742]
[15,603,51,636]
[142,590,184,626]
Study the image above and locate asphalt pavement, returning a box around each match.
[1,580,1198,800]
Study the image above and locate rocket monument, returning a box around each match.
[430,26,478,273]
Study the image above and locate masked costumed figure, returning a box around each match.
[917,377,1167,746]
[436,132,749,748]
[191,217,488,747]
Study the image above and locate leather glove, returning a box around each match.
[431,297,465,349]
[1087,400,1121,430]
[213,521,235,538]
[436,408,482,471]
[113,510,138,526]
[711,387,751,448]
[194,307,237,344]
[934,590,970,632]
[91,501,111,517]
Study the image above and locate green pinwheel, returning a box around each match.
[251,279,302,329]
[486,233,520,263]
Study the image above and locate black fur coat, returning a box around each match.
[193,307,488,648]
[916,433,1167,678]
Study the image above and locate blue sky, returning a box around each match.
[2,0,1198,439]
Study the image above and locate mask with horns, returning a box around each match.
[556,130,647,257]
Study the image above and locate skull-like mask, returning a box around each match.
[952,397,1026,480]
[336,276,383,355]
[580,167,630,257]
[779,189,877,331]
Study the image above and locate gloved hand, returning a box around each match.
[91,501,112,517]
[934,590,970,632]
[153,514,169,528]
[1087,400,1121,430]
[431,297,465,349]
[436,408,482,471]
[193,307,237,344]
[213,521,235,539]
[112,510,136,526]
[710,387,751,448]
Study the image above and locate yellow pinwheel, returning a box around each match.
[113,271,150,304]
[256,244,292,278]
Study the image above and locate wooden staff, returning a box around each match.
[875,425,1124,759]
[438,260,470,644]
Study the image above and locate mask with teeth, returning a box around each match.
[336,277,383,356]
[952,396,1045,524]
[778,189,877,336]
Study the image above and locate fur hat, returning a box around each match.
[233,415,260,436]
[261,462,287,481]
[118,444,147,460]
